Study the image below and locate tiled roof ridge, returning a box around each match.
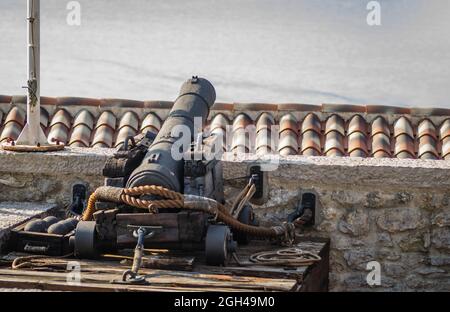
[1,94,450,160]
[1,94,450,116]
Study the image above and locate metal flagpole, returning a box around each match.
[3,0,63,152]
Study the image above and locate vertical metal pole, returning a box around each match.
[16,0,48,146]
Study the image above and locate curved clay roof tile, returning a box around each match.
[95,111,116,130]
[49,109,72,129]
[371,133,391,157]
[348,115,367,135]
[279,113,299,134]
[301,113,321,134]
[325,114,345,136]
[141,112,162,134]
[118,111,139,131]
[371,116,390,137]
[255,112,275,133]
[324,131,345,156]
[301,130,321,155]
[232,113,253,132]
[73,110,95,130]
[4,106,26,127]
[394,134,415,159]
[394,116,414,138]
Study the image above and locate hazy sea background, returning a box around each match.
[0,0,449,106]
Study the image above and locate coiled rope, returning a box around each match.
[81,185,297,240]
[249,247,321,266]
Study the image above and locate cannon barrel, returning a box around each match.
[126,77,216,192]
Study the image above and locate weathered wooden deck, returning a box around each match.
[0,240,329,292]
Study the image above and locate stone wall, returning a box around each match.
[0,148,111,207]
[223,155,450,292]
[1,148,449,291]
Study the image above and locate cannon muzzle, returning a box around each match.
[126,77,216,192]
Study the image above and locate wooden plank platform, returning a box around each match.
[0,239,329,292]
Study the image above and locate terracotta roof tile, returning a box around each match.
[115,126,137,148]
[371,116,391,137]
[231,128,251,154]
[255,128,273,155]
[394,116,414,138]
[325,114,345,136]
[92,111,116,148]
[118,111,139,131]
[92,125,115,148]
[393,117,415,159]
[366,105,411,115]
[209,113,229,151]
[232,113,252,131]
[141,113,161,134]
[47,109,72,144]
[0,123,22,143]
[143,101,174,109]
[278,113,299,156]
[417,119,439,160]
[322,103,366,113]
[0,95,12,103]
[73,110,94,129]
[69,109,95,146]
[418,119,437,140]
[101,99,144,108]
[255,113,275,132]
[410,107,450,116]
[57,97,102,107]
[48,124,70,144]
[418,135,438,160]
[114,111,140,147]
[49,109,72,129]
[279,131,298,156]
[40,108,50,129]
[279,113,299,133]
[41,97,58,105]
[231,113,253,153]
[301,130,321,156]
[439,119,450,141]
[277,103,321,112]
[348,115,367,135]
[439,119,450,160]
[210,113,229,132]
[234,103,277,112]
[442,137,450,160]
[394,134,415,159]
[301,113,321,134]
[11,95,26,105]
[254,113,275,155]
[95,110,116,130]
[348,132,368,157]
[69,124,92,147]
[0,107,25,143]
[347,115,368,157]
[2,95,450,160]
[324,130,345,156]
[4,106,26,127]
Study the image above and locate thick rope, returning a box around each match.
[123,185,183,200]
[249,247,321,266]
[82,185,298,239]
[12,253,74,270]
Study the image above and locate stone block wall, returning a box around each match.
[223,155,450,291]
[1,148,449,291]
[0,148,111,207]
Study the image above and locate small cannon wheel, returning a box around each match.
[74,221,97,258]
[205,225,232,266]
